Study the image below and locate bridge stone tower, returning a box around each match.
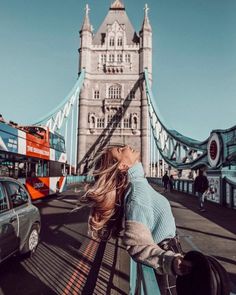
[77,0,152,174]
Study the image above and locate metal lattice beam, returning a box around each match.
[144,69,208,169]
[34,69,85,132]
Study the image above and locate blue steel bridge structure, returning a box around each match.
[34,68,236,172]
[32,66,236,209]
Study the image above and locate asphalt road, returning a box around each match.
[0,185,129,295]
[0,183,235,294]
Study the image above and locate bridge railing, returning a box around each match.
[130,259,161,295]
[223,176,236,209]
[148,177,236,209]
[148,176,203,195]
[66,175,93,185]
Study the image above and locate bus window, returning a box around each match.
[18,162,27,178]
[49,133,65,152]
[36,161,43,177]
[28,162,36,177]
[49,161,64,177]
[61,163,67,176]
[43,161,49,177]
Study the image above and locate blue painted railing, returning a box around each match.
[130,259,161,295]
[148,177,236,209]
[223,176,236,208]
[66,175,93,185]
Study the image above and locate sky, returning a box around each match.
[0,0,235,141]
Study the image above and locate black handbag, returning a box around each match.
[176,250,231,295]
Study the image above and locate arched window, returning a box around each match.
[117,37,123,47]
[92,117,95,125]
[88,113,96,129]
[109,37,115,46]
[108,85,122,99]
[131,115,138,129]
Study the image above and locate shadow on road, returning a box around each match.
[0,256,57,295]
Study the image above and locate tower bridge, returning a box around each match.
[1,1,236,294]
[34,0,236,205]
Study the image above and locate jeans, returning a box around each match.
[155,236,183,295]
[197,192,205,209]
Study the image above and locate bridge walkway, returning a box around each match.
[150,182,236,294]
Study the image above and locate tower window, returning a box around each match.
[109,37,115,46]
[124,118,130,128]
[117,54,123,63]
[133,117,138,129]
[125,54,131,63]
[101,33,106,45]
[130,90,135,99]
[97,118,105,128]
[117,37,123,47]
[107,115,121,128]
[109,54,115,63]
[94,90,100,99]
[108,85,122,99]
[101,54,106,64]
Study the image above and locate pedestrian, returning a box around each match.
[162,171,169,193]
[169,175,174,192]
[194,169,209,212]
[81,145,191,294]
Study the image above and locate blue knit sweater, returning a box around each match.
[125,162,176,244]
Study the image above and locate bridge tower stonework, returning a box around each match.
[77,0,152,174]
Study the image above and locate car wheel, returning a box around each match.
[21,224,40,255]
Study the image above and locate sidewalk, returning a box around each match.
[151,183,236,293]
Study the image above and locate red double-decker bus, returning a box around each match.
[0,121,67,200]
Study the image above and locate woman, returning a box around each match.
[82,145,191,294]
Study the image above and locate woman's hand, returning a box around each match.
[172,256,192,276]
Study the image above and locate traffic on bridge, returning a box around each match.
[0,0,236,294]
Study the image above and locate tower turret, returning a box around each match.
[79,4,93,72]
[110,0,125,10]
[139,4,152,75]
[139,4,152,172]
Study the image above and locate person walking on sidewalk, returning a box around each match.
[194,169,209,212]
[81,145,191,294]
[169,175,174,192]
[162,171,170,193]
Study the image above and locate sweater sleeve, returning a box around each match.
[122,220,181,276]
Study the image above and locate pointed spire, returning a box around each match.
[81,4,92,32]
[110,0,125,10]
[141,3,152,32]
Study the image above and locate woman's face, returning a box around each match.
[110,145,140,170]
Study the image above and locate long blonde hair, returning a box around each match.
[81,147,129,240]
